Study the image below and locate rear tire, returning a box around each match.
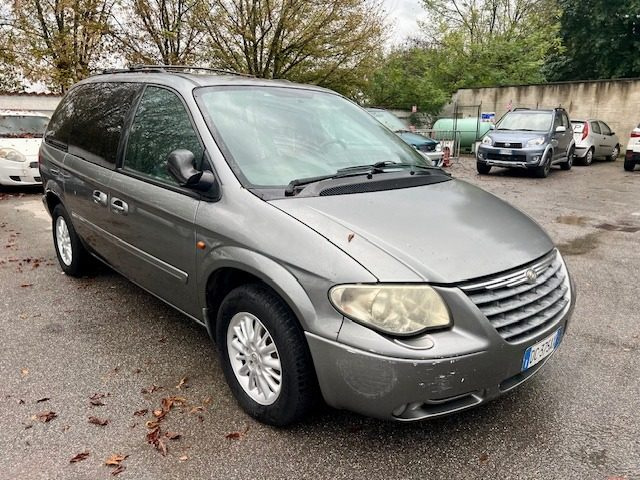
[534,152,552,178]
[580,147,594,166]
[607,145,619,161]
[52,204,90,277]
[476,161,491,175]
[216,284,317,426]
[624,158,636,171]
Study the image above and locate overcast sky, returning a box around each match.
[382,0,429,46]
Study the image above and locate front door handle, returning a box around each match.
[92,190,108,206]
[110,197,129,215]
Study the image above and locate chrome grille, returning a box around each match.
[459,250,570,343]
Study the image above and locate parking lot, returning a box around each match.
[1,157,638,480]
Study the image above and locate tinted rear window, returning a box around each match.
[45,82,142,168]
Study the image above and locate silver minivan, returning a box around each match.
[39,66,575,425]
[572,119,620,165]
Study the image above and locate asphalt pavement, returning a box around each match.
[1,157,639,479]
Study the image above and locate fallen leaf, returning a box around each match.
[133,408,148,417]
[111,465,126,476]
[20,284,33,288]
[104,454,128,466]
[202,396,213,406]
[89,393,107,401]
[225,425,250,440]
[145,420,160,429]
[34,411,57,422]
[165,431,181,440]
[179,455,189,462]
[88,416,109,426]
[157,438,167,456]
[479,453,489,464]
[175,376,188,389]
[189,406,204,414]
[153,409,165,419]
[146,427,161,445]
[90,399,105,407]
[35,397,50,403]
[20,368,29,377]
[141,384,160,394]
[70,451,90,463]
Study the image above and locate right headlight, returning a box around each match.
[0,148,27,162]
[481,136,493,146]
[329,284,451,336]
[526,136,546,147]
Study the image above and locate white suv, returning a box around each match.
[625,124,640,171]
[0,110,50,185]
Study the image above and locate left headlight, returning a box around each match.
[329,284,451,336]
[0,148,26,162]
[526,136,546,147]
[481,135,493,145]
[435,143,442,152]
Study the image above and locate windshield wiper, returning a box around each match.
[284,161,436,196]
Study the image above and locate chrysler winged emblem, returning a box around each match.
[525,269,538,284]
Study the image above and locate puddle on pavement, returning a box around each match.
[557,232,602,256]
[556,215,591,226]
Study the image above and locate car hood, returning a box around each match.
[269,179,554,283]
[487,130,548,143]
[396,131,436,146]
[0,138,43,159]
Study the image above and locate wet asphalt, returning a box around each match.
[0,157,639,480]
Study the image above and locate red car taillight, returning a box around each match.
[581,122,589,140]
[630,130,640,138]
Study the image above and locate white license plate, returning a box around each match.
[521,328,563,371]
[499,149,512,155]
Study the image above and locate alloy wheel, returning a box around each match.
[55,216,73,266]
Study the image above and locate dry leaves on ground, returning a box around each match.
[175,376,188,390]
[70,451,90,463]
[225,426,250,440]
[104,454,128,466]
[34,411,57,422]
[88,416,109,426]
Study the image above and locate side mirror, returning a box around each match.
[610,132,615,136]
[489,124,496,130]
[555,126,566,133]
[167,149,217,194]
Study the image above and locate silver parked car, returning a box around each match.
[39,66,575,425]
[572,119,620,165]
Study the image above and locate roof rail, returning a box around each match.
[97,65,254,78]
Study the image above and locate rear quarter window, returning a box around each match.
[45,82,143,168]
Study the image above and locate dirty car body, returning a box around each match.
[39,69,575,424]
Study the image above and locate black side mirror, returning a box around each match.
[167,149,217,194]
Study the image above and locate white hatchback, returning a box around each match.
[0,110,50,185]
[624,123,640,171]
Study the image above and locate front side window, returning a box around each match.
[497,111,553,132]
[195,86,428,188]
[0,115,49,138]
[124,86,203,185]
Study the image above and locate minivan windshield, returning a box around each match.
[497,111,553,132]
[195,86,429,187]
[0,115,49,138]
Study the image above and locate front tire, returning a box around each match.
[560,146,574,170]
[534,152,552,178]
[624,157,636,171]
[52,204,90,277]
[216,284,317,426]
[476,161,491,175]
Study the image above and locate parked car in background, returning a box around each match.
[39,66,574,425]
[366,108,444,166]
[476,107,575,178]
[0,110,49,185]
[624,123,640,171]
[571,119,620,165]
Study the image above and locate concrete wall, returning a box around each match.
[0,93,62,115]
[451,78,640,144]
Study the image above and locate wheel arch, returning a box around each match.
[43,183,64,215]
[199,247,322,343]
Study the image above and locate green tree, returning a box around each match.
[365,47,450,115]
[0,5,23,92]
[545,0,640,80]
[11,0,115,92]
[421,0,561,89]
[199,0,387,98]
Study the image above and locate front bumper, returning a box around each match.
[477,145,546,169]
[419,151,444,167]
[307,279,574,421]
[0,159,41,185]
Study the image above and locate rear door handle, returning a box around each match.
[92,190,108,206]
[110,197,129,215]
[50,167,60,175]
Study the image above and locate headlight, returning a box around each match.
[0,148,26,162]
[435,143,442,152]
[481,136,493,145]
[329,284,451,336]
[526,136,546,147]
